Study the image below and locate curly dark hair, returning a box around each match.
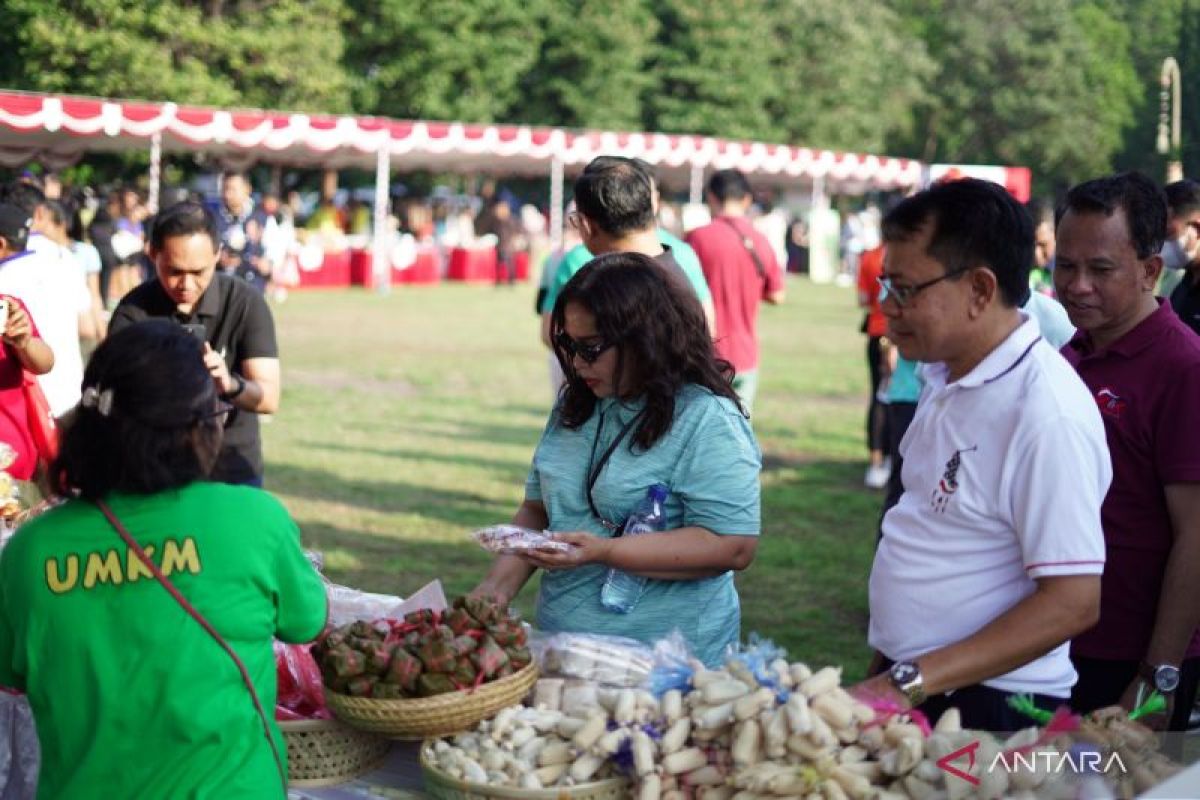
[52,320,223,500]
[550,252,742,450]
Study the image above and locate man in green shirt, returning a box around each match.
[539,157,715,350]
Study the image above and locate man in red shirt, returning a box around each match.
[857,244,891,488]
[1055,172,1200,736]
[686,170,785,412]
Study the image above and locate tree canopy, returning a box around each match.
[0,0,1196,191]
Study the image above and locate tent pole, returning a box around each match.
[549,157,564,252]
[148,133,162,212]
[689,165,704,206]
[372,147,391,295]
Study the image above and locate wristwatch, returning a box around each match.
[222,374,247,401]
[888,660,927,707]
[1139,662,1181,694]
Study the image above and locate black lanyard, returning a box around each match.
[585,406,644,532]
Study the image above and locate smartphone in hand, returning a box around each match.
[180,322,207,344]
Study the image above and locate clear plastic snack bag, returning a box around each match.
[472,525,574,555]
[530,630,656,688]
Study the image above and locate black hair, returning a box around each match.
[149,201,220,252]
[551,252,742,450]
[632,158,659,186]
[706,169,752,204]
[52,320,222,500]
[42,199,67,229]
[1164,179,1200,220]
[883,177,1033,307]
[223,171,249,185]
[63,188,87,242]
[573,156,655,237]
[1,181,46,217]
[1056,172,1167,260]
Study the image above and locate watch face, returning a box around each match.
[891,661,919,686]
[1155,666,1181,693]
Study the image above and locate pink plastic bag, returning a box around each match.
[274,642,330,720]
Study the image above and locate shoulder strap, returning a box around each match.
[95,499,288,796]
[718,217,766,279]
[585,408,645,530]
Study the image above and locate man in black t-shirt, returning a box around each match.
[110,201,280,486]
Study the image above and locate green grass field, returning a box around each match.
[264,276,881,679]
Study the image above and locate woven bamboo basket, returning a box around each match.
[419,742,629,800]
[280,717,391,788]
[325,662,538,738]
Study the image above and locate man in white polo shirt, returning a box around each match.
[852,178,1111,731]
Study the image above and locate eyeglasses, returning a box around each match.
[555,332,613,364]
[877,266,972,307]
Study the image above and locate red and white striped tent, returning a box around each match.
[0,89,927,287]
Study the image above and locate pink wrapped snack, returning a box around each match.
[472,525,575,555]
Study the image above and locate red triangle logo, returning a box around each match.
[936,740,981,786]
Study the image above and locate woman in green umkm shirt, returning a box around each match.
[0,321,326,799]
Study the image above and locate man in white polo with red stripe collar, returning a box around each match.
[851,178,1112,732]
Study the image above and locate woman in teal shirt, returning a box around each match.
[475,253,762,665]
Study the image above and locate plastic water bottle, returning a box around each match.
[600,484,669,613]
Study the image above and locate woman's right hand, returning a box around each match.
[470,500,549,606]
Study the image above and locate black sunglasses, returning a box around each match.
[555,332,613,364]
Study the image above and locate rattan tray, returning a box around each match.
[325,663,538,738]
[280,717,391,788]
[420,742,629,800]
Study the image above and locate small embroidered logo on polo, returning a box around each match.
[930,445,978,513]
[1095,388,1126,420]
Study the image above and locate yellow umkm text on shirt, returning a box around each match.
[44,538,203,593]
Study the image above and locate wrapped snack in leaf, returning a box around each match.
[495,662,515,679]
[506,645,533,670]
[326,645,368,679]
[363,641,392,675]
[416,639,458,674]
[346,635,377,655]
[417,672,457,697]
[432,624,455,642]
[462,595,503,626]
[348,620,377,640]
[403,631,422,650]
[450,634,478,658]
[346,675,379,697]
[450,656,478,687]
[384,647,423,692]
[445,607,476,635]
[470,635,511,679]
[487,620,525,648]
[372,682,405,699]
[405,609,437,628]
